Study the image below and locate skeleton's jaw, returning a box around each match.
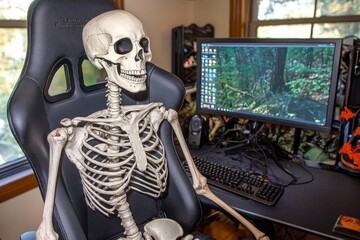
[106,63,147,93]
[120,68,147,84]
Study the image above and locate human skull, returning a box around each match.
[83,10,152,93]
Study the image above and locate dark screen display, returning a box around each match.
[197,38,342,132]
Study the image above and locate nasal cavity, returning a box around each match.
[135,49,144,61]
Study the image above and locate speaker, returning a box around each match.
[188,115,205,149]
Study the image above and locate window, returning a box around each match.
[0,0,34,177]
[250,0,360,38]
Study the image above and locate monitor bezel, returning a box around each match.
[196,37,342,132]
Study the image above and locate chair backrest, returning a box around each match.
[7,0,202,239]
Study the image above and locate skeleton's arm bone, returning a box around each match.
[165,109,269,240]
[36,128,68,240]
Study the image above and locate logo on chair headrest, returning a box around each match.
[55,17,90,29]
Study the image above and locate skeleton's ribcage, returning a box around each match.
[77,118,167,216]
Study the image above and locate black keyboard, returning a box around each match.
[183,156,284,206]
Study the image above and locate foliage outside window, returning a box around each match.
[0,0,33,175]
[251,0,360,38]
[81,59,107,87]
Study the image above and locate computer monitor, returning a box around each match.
[196,38,342,133]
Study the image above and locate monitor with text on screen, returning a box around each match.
[196,38,342,132]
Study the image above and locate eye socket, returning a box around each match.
[140,38,150,53]
[114,38,133,54]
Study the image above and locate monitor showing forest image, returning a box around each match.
[196,38,342,132]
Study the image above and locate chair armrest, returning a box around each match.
[20,231,36,240]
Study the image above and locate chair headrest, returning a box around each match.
[23,0,116,88]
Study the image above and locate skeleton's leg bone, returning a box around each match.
[36,128,68,240]
[165,109,269,240]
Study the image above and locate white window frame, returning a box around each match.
[0,14,37,203]
[249,0,360,38]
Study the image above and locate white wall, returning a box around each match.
[0,2,229,239]
[0,188,43,240]
[125,0,229,71]
[192,0,230,38]
[124,0,192,71]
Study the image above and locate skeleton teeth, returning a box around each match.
[120,69,146,83]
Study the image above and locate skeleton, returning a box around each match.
[36,10,269,240]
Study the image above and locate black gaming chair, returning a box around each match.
[8,0,212,239]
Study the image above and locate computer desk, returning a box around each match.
[189,144,360,240]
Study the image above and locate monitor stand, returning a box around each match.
[292,128,302,155]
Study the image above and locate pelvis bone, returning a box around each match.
[143,218,195,240]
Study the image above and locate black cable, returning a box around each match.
[198,120,315,187]
[223,123,265,152]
